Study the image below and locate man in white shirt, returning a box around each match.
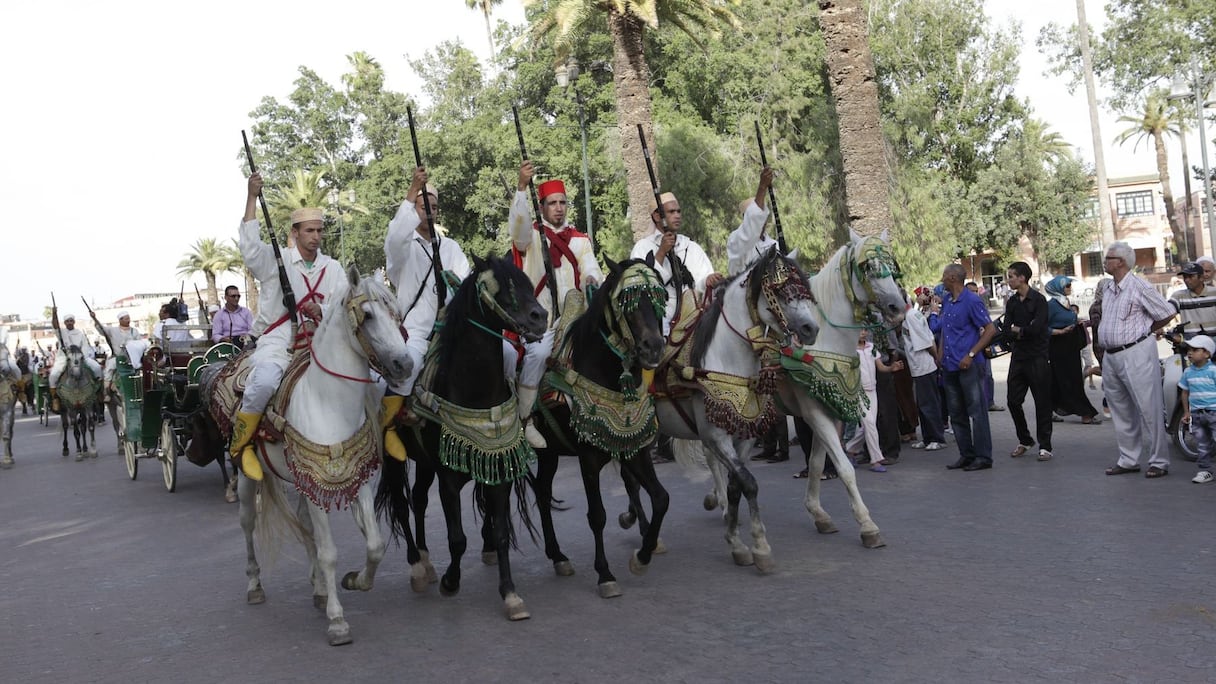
[630,191,723,335]
[506,161,604,448]
[383,166,471,459]
[48,313,102,411]
[903,288,946,450]
[231,174,349,480]
[726,167,775,277]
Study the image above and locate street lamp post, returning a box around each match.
[1171,67,1216,256]
[555,57,596,253]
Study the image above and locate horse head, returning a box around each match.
[64,345,88,381]
[458,255,548,343]
[343,266,412,386]
[750,246,819,346]
[596,254,667,369]
[845,229,905,327]
[0,335,16,382]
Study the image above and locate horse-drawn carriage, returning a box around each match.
[114,323,237,492]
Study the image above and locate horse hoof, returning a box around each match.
[702,493,719,511]
[553,560,575,577]
[732,549,754,566]
[224,490,238,504]
[481,551,498,566]
[0,459,13,470]
[327,619,353,646]
[618,510,636,529]
[861,531,887,549]
[753,551,776,574]
[75,454,85,462]
[419,553,438,583]
[504,593,531,621]
[598,581,622,599]
[247,587,266,605]
[410,572,430,593]
[62,450,69,457]
[815,520,839,535]
[313,594,327,610]
[629,550,649,576]
[340,571,362,591]
[653,538,668,555]
[439,577,460,597]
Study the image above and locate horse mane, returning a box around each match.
[568,258,635,354]
[690,250,777,367]
[437,255,518,375]
[810,241,850,305]
[357,269,402,320]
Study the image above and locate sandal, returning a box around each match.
[1145,466,1168,478]
[1010,445,1030,458]
[1082,416,1102,425]
[1105,465,1140,476]
[794,468,809,479]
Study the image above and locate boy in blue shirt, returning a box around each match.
[1179,334,1216,483]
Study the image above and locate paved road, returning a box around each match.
[1,364,1212,683]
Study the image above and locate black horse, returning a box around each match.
[377,254,547,620]
[503,255,669,599]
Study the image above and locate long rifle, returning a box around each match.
[194,285,210,326]
[406,106,446,309]
[82,297,115,355]
[241,130,299,332]
[636,124,690,306]
[49,292,67,351]
[754,121,788,254]
[512,106,561,317]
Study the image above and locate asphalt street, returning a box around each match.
[1,355,1212,683]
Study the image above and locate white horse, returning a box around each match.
[208,267,411,646]
[653,247,819,572]
[777,229,906,548]
[0,330,19,468]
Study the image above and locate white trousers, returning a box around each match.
[239,329,292,414]
[845,388,880,461]
[1102,337,1169,470]
[49,354,102,388]
[502,328,554,389]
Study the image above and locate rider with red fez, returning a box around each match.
[48,313,101,412]
[231,173,350,481]
[382,166,471,460]
[508,161,604,448]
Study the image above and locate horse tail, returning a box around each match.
[375,451,416,549]
[673,438,711,482]
[253,474,309,570]
[472,479,540,551]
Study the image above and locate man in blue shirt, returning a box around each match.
[935,263,997,471]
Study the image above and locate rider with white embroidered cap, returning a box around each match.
[231,173,350,481]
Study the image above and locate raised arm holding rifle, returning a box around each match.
[47,308,101,412]
[231,151,350,482]
[86,302,145,397]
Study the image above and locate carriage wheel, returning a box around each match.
[160,421,178,493]
[124,439,138,480]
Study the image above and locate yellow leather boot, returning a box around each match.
[381,395,408,462]
[230,411,264,481]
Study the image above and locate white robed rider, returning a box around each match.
[382,166,471,460]
[229,173,349,481]
[507,161,604,448]
[629,191,723,335]
[92,310,146,397]
[726,167,776,277]
[49,313,102,411]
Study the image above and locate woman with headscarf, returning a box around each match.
[1045,275,1101,424]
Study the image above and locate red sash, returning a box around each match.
[523,224,586,297]
[262,266,328,344]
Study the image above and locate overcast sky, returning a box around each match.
[0,0,1200,320]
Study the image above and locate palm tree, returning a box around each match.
[817,0,895,237]
[226,239,260,317]
[1022,118,1073,161]
[464,0,502,57]
[263,168,369,258]
[177,238,241,306]
[1114,92,1187,261]
[524,0,739,240]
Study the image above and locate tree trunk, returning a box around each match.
[817,0,895,238]
[481,6,495,57]
[204,273,219,310]
[609,10,659,241]
[1154,130,1187,262]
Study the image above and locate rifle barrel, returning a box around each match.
[513,106,560,316]
[241,130,299,329]
[754,121,787,254]
[407,106,446,308]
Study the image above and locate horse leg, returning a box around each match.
[623,450,670,573]
[821,433,883,548]
[303,503,352,646]
[489,483,529,620]
[378,455,428,592]
[729,435,776,573]
[220,459,237,503]
[341,483,386,592]
[802,434,836,534]
[577,453,621,598]
[410,458,438,585]
[704,453,729,513]
[479,505,498,566]
[533,452,573,576]
[617,463,644,530]
[239,476,265,604]
[1,406,13,468]
[436,471,468,597]
[699,433,753,567]
[61,413,69,457]
[295,494,326,609]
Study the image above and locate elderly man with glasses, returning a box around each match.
[1099,241,1179,478]
[211,285,253,346]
